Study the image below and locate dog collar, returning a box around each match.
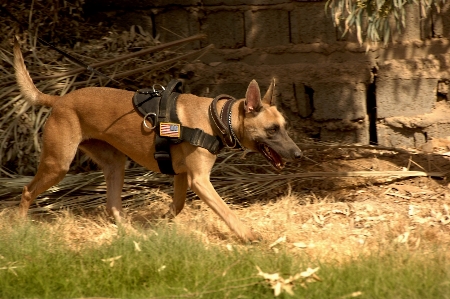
[227,105,245,150]
[209,95,244,151]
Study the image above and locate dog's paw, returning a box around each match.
[16,207,29,219]
[252,231,263,242]
[161,210,176,221]
[249,230,263,243]
[240,229,262,244]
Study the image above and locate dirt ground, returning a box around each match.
[164,147,450,261]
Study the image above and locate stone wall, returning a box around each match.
[85,0,450,149]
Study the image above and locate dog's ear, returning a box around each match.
[244,79,262,113]
[262,78,276,106]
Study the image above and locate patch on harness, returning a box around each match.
[159,122,181,138]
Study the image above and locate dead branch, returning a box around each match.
[71,44,214,86]
[0,33,207,87]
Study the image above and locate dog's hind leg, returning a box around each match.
[79,140,126,221]
[19,118,81,217]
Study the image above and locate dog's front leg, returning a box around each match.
[188,173,258,242]
[79,140,126,222]
[168,173,188,217]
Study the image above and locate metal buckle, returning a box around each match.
[143,112,157,130]
[152,84,165,95]
[154,152,171,161]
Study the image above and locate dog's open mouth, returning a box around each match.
[258,143,284,170]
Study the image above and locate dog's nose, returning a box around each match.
[294,150,302,160]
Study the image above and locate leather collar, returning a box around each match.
[208,94,244,150]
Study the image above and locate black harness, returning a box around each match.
[132,79,223,175]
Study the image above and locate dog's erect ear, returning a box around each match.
[244,80,262,113]
[262,78,276,106]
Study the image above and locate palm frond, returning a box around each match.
[326,0,446,46]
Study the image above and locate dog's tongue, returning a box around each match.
[269,147,283,169]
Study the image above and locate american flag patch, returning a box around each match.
[159,122,181,138]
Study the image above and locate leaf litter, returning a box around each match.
[256,265,321,296]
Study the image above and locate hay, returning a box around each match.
[1,146,449,213]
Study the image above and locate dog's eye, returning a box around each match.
[266,125,279,135]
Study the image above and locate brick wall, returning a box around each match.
[86,0,450,149]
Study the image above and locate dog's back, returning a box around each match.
[13,37,136,130]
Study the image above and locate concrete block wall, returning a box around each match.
[203,11,245,48]
[85,0,450,149]
[291,3,337,44]
[432,3,450,38]
[154,9,200,46]
[311,82,367,121]
[376,78,437,118]
[376,124,423,149]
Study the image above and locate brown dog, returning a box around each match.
[13,38,301,241]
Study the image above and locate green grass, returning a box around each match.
[0,221,449,299]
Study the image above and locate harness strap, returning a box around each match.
[181,127,222,154]
[154,80,183,175]
[154,135,174,174]
[159,80,183,125]
[132,79,226,175]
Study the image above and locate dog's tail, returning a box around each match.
[13,37,58,107]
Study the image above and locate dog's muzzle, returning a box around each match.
[258,143,302,170]
[258,143,284,170]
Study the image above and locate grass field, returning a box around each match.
[1,191,449,299]
[1,145,450,299]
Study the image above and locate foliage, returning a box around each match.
[325,0,447,46]
[3,0,87,46]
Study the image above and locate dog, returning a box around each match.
[13,38,302,241]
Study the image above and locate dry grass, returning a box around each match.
[137,180,450,262]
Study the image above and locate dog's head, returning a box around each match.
[239,79,302,169]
